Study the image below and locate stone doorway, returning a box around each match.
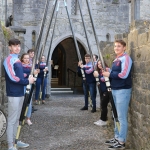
[51,37,86,88]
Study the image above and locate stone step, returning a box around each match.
[51,87,74,94]
[51,91,73,94]
[51,82,58,84]
[51,78,58,81]
[51,78,58,84]
[51,88,72,91]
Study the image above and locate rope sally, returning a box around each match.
[39,1,60,104]
[86,0,120,131]
[14,0,50,147]
[64,0,86,82]
[38,0,58,67]
[77,0,101,107]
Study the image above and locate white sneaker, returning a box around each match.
[94,120,101,125]
[94,119,107,126]
[26,119,32,126]
[16,141,29,148]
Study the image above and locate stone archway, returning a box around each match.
[49,32,89,59]
[51,37,86,87]
[46,32,88,89]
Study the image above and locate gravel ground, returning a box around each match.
[0,94,133,150]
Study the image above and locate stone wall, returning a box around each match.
[0,23,8,143]
[0,0,13,25]
[130,0,150,21]
[13,0,130,53]
[100,20,150,150]
[0,23,25,143]
[12,0,130,95]
[0,0,6,24]
[140,0,150,20]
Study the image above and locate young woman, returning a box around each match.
[35,55,48,104]
[93,60,109,126]
[20,53,38,126]
[103,40,132,150]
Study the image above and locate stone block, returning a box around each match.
[128,29,138,49]
[114,34,123,40]
[148,30,150,43]
[104,0,112,3]
[133,61,141,73]
[131,100,138,113]
[145,92,150,106]
[138,45,150,62]
[141,74,148,89]
[140,103,149,118]
[138,32,148,47]
[112,0,119,4]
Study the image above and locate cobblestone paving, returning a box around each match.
[0,94,133,150]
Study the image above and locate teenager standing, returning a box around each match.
[78,54,97,113]
[93,60,109,126]
[3,39,35,150]
[35,55,48,104]
[103,40,132,149]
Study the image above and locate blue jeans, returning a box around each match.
[112,88,132,142]
[26,99,32,118]
[83,82,97,109]
[35,77,47,100]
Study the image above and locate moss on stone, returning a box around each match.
[1,25,12,41]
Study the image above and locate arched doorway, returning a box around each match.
[51,37,86,88]
[51,43,66,85]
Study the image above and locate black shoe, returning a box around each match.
[105,138,118,146]
[42,101,45,104]
[91,108,96,113]
[108,142,125,149]
[80,106,88,110]
[32,106,38,111]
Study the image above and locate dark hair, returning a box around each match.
[20,53,29,62]
[27,49,34,53]
[85,54,91,58]
[96,60,108,73]
[114,40,126,47]
[8,39,21,46]
[93,54,98,60]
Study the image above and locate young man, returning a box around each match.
[93,54,98,64]
[78,54,97,113]
[3,39,35,150]
[102,40,132,149]
[27,49,35,64]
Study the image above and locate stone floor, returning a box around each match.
[0,94,133,150]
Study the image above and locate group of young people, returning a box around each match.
[78,39,132,150]
[3,39,48,150]
[3,38,132,150]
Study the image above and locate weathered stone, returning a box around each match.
[138,32,148,46]
[100,21,150,149]
[0,1,150,149]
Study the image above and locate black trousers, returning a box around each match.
[100,91,109,121]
